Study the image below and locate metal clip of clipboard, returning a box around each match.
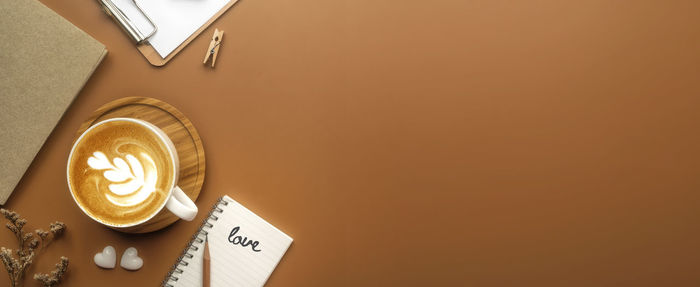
[97,0,157,44]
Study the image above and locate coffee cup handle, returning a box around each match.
[165,186,198,221]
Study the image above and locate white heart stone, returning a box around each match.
[94,246,117,269]
[120,247,143,271]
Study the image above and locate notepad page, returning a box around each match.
[169,195,293,287]
[112,0,231,58]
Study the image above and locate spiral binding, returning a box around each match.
[161,197,229,287]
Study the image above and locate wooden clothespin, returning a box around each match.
[203,29,224,68]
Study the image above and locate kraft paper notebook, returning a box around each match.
[0,0,107,204]
[163,195,293,287]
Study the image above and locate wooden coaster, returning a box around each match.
[73,97,205,233]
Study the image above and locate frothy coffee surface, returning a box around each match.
[68,120,174,226]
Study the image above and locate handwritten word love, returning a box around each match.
[227,226,262,252]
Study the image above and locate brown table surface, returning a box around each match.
[3,0,700,286]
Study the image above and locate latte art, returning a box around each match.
[87,151,158,207]
[68,119,176,226]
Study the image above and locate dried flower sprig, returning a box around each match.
[33,256,68,287]
[0,209,68,287]
[34,222,65,251]
[1,209,35,286]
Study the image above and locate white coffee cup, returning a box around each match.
[67,118,198,228]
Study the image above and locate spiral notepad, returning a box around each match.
[163,195,293,287]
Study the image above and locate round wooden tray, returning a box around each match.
[72,97,205,233]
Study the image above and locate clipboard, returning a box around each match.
[98,0,238,66]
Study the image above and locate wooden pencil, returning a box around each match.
[203,235,210,287]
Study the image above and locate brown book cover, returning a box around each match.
[0,0,107,204]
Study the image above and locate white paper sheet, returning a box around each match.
[112,0,230,58]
